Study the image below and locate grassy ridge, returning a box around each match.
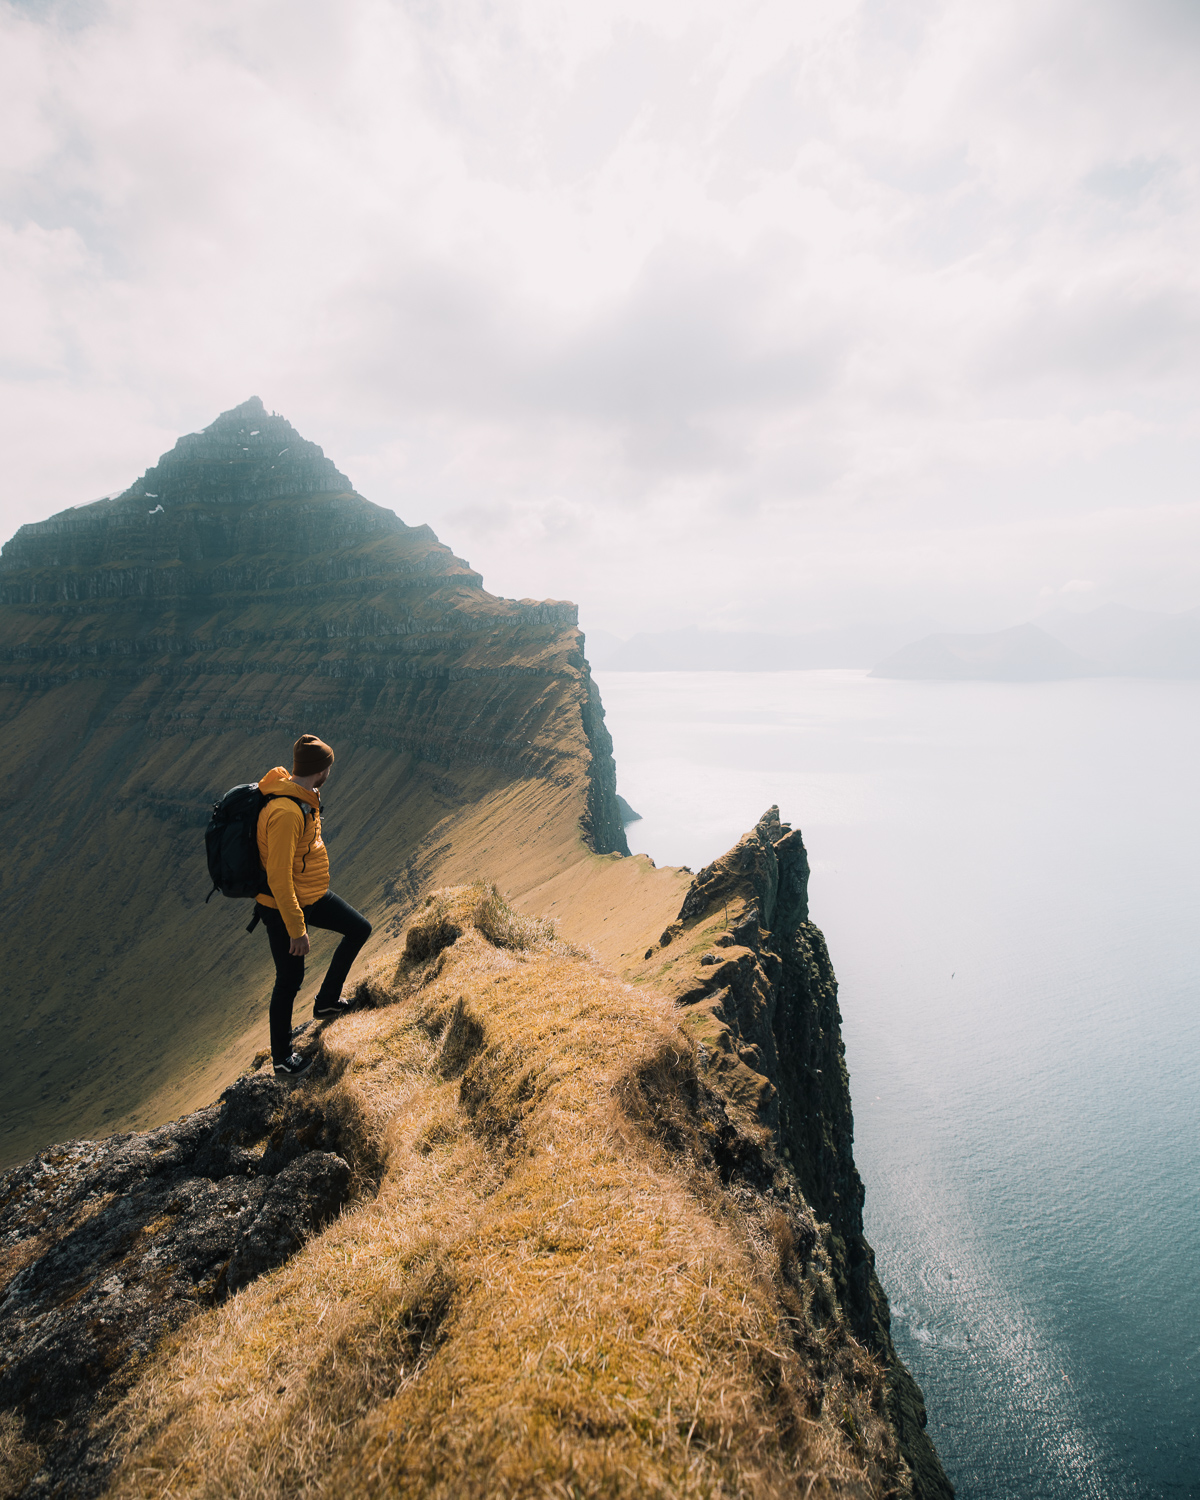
[110,887,907,1499]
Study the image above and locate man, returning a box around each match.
[257,733,372,1078]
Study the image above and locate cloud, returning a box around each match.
[2,0,1200,630]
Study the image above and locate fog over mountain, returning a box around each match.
[3,0,1200,635]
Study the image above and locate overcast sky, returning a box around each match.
[3,0,1199,635]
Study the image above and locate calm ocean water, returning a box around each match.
[594,669,1200,1500]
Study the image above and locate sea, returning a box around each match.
[593,669,1200,1500]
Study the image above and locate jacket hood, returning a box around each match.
[258,765,321,810]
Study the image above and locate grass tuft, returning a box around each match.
[471,881,560,951]
[0,1412,41,1500]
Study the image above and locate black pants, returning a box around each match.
[260,892,372,1061]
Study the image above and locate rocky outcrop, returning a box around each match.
[0,1069,356,1497]
[615,794,642,824]
[640,808,953,1499]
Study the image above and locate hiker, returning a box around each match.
[257,734,372,1078]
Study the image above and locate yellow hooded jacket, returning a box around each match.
[255,766,331,938]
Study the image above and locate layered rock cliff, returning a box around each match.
[0,398,626,1169]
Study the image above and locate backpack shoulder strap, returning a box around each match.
[263,793,311,819]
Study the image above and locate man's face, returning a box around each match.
[313,767,331,790]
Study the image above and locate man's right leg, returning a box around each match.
[303,892,373,1016]
[261,906,306,1062]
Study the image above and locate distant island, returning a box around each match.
[871,604,1200,681]
[587,604,1200,681]
[870,624,1099,681]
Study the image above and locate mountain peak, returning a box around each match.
[228,394,266,416]
[118,397,352,509]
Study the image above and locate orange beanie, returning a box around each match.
[293,734,334,776]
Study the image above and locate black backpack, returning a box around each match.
[205,782,309,928]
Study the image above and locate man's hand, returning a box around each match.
[289,933,310,957]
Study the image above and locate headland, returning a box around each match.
[0,401,952,1497]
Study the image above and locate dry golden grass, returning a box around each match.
[110,886,907,1499]
[0,1411,41,1500]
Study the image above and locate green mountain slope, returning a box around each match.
[0,399,626,1168]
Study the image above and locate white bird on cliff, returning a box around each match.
[148,504,164,515]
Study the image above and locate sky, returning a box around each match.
[2,0,1199,637]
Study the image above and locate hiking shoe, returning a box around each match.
[313,996,353,1021]
[273,1052,313,1079]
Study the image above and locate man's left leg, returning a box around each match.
[302,892,373,1019]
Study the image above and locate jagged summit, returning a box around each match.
[0,401,458,602]
[3,399,358,579]
[0,397,383,594]
[119,396,352,510]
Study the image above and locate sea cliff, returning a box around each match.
[635,808,950,1497]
